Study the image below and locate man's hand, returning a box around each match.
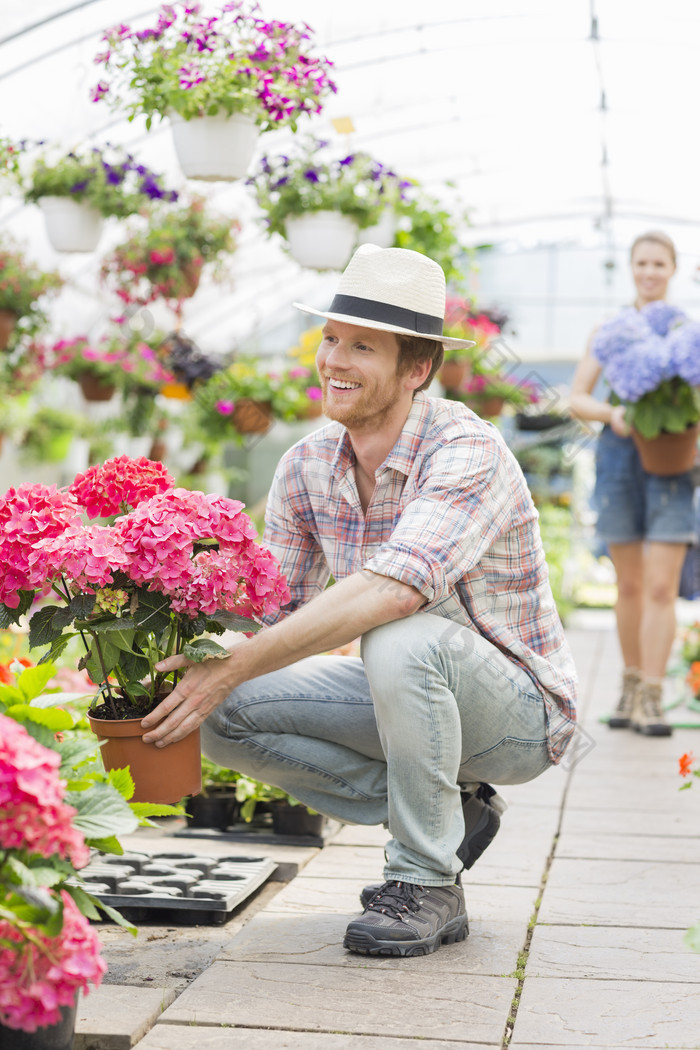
[141,653,239,747]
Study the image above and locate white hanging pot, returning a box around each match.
[39,197,104,253]
[356,208,397,249]
[285,211,359,271]
[170,112,260,181]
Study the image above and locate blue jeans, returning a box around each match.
[202,611,551,886]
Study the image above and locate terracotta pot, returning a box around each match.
[170,111,260,182]
[464,395,504,418]
[78,373,116,402]
[87,712,201,804]
[0,308,17,350]
[0,999,77,1050]
[632,424,700,476]
[178,261,202,300]
[285,211,358,271]
[438,358,470,391]
[231,399,273,434]
[300,399,324,420]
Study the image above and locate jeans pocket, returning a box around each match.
[459,736,552,786]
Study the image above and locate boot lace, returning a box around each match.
[367,881,423,920]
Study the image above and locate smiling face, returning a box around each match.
[631,239,676,306]
[316,320,429,433]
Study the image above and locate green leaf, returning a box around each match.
[70,593,96,619]
[133,590,172,634]
[57,736,101,775]
[19,705,73,731]
[116,648,151,683]
[88,835,124,855]
[206,610,261,633]
[129,802,185,819]
[78,617,137,633]
[182,638,230,662]
[684,922,700,953]
[16,663,58,701]
[66,781,139,840]
[28,606,65,648]
[107,765,136,801]
[38,634,75,666]
[0,591,35,628]
[0,684,24,706]
[64,884,103,922]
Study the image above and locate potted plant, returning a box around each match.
[234,776,324,837]
[193,356,309,439]
[286,325,324,418]
[91,2,336,181]
[0,456,290,804]
[449,371,540,419]
[394,183,466,285]
[0,660,181,1043]
[18,141,177,253]
[592,300,700,474]
[438,298,507,390]
[48,329,175,402]
[100,198,238,314]
[247,138,408,270]
[0,241,62,349]
[158,330,224,399]
[184,758,240,830]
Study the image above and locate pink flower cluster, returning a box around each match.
[0,891,106,1032]
[69,456,174,519]
[0,715,89,868]
[115,488,290,616]
[0,484,82,607]
[0,456,290,624]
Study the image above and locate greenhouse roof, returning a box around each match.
[1,0,698,351]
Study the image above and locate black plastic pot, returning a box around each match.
[1,1000,77,1050]
[271,802,325,837]
[185,789,240,831]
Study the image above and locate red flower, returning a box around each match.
[679,752,695,777]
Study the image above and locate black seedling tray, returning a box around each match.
[79,850,277,925]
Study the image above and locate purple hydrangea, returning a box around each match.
[640,300,686,336]
[591,307,649,365]
[668,321,700,385]
[604,335,670,402]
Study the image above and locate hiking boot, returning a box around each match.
[631,680,672,737]
[359,783,504,908]
[344,880,468,957]
[609,667,642,728]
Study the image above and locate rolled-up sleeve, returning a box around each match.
[363,435,516,608]
[262,455,331,625]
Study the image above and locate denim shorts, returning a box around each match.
[593,426,697,544]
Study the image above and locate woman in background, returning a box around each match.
[569,231,694,737]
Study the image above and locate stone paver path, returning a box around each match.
[76,617,700,1049]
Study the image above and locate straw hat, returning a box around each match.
[294,244,475,350]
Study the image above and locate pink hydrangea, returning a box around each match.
[0,715,89,868]
[30,524,131,592]
[115,489,289,617]
[0,891,106,1032]
[69,455,174,519]
[0,485,82,606]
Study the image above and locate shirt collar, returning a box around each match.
[328,392,436,482]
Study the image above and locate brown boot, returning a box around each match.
[609,667,641,728]
[631,680,673,736]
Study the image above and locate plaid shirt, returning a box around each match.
[263,392,578,762]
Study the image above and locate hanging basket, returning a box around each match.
[356,208,397,250]
[464,395,505,418]
[87,711,201,804]
[0,308,17,350]
[231,399,274,434]
[285,212,359,271]
[170,112,260,181]
[632,424,700,476]
[438,358,470,392]
[39,197,104,253]
[78,374,116,402]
